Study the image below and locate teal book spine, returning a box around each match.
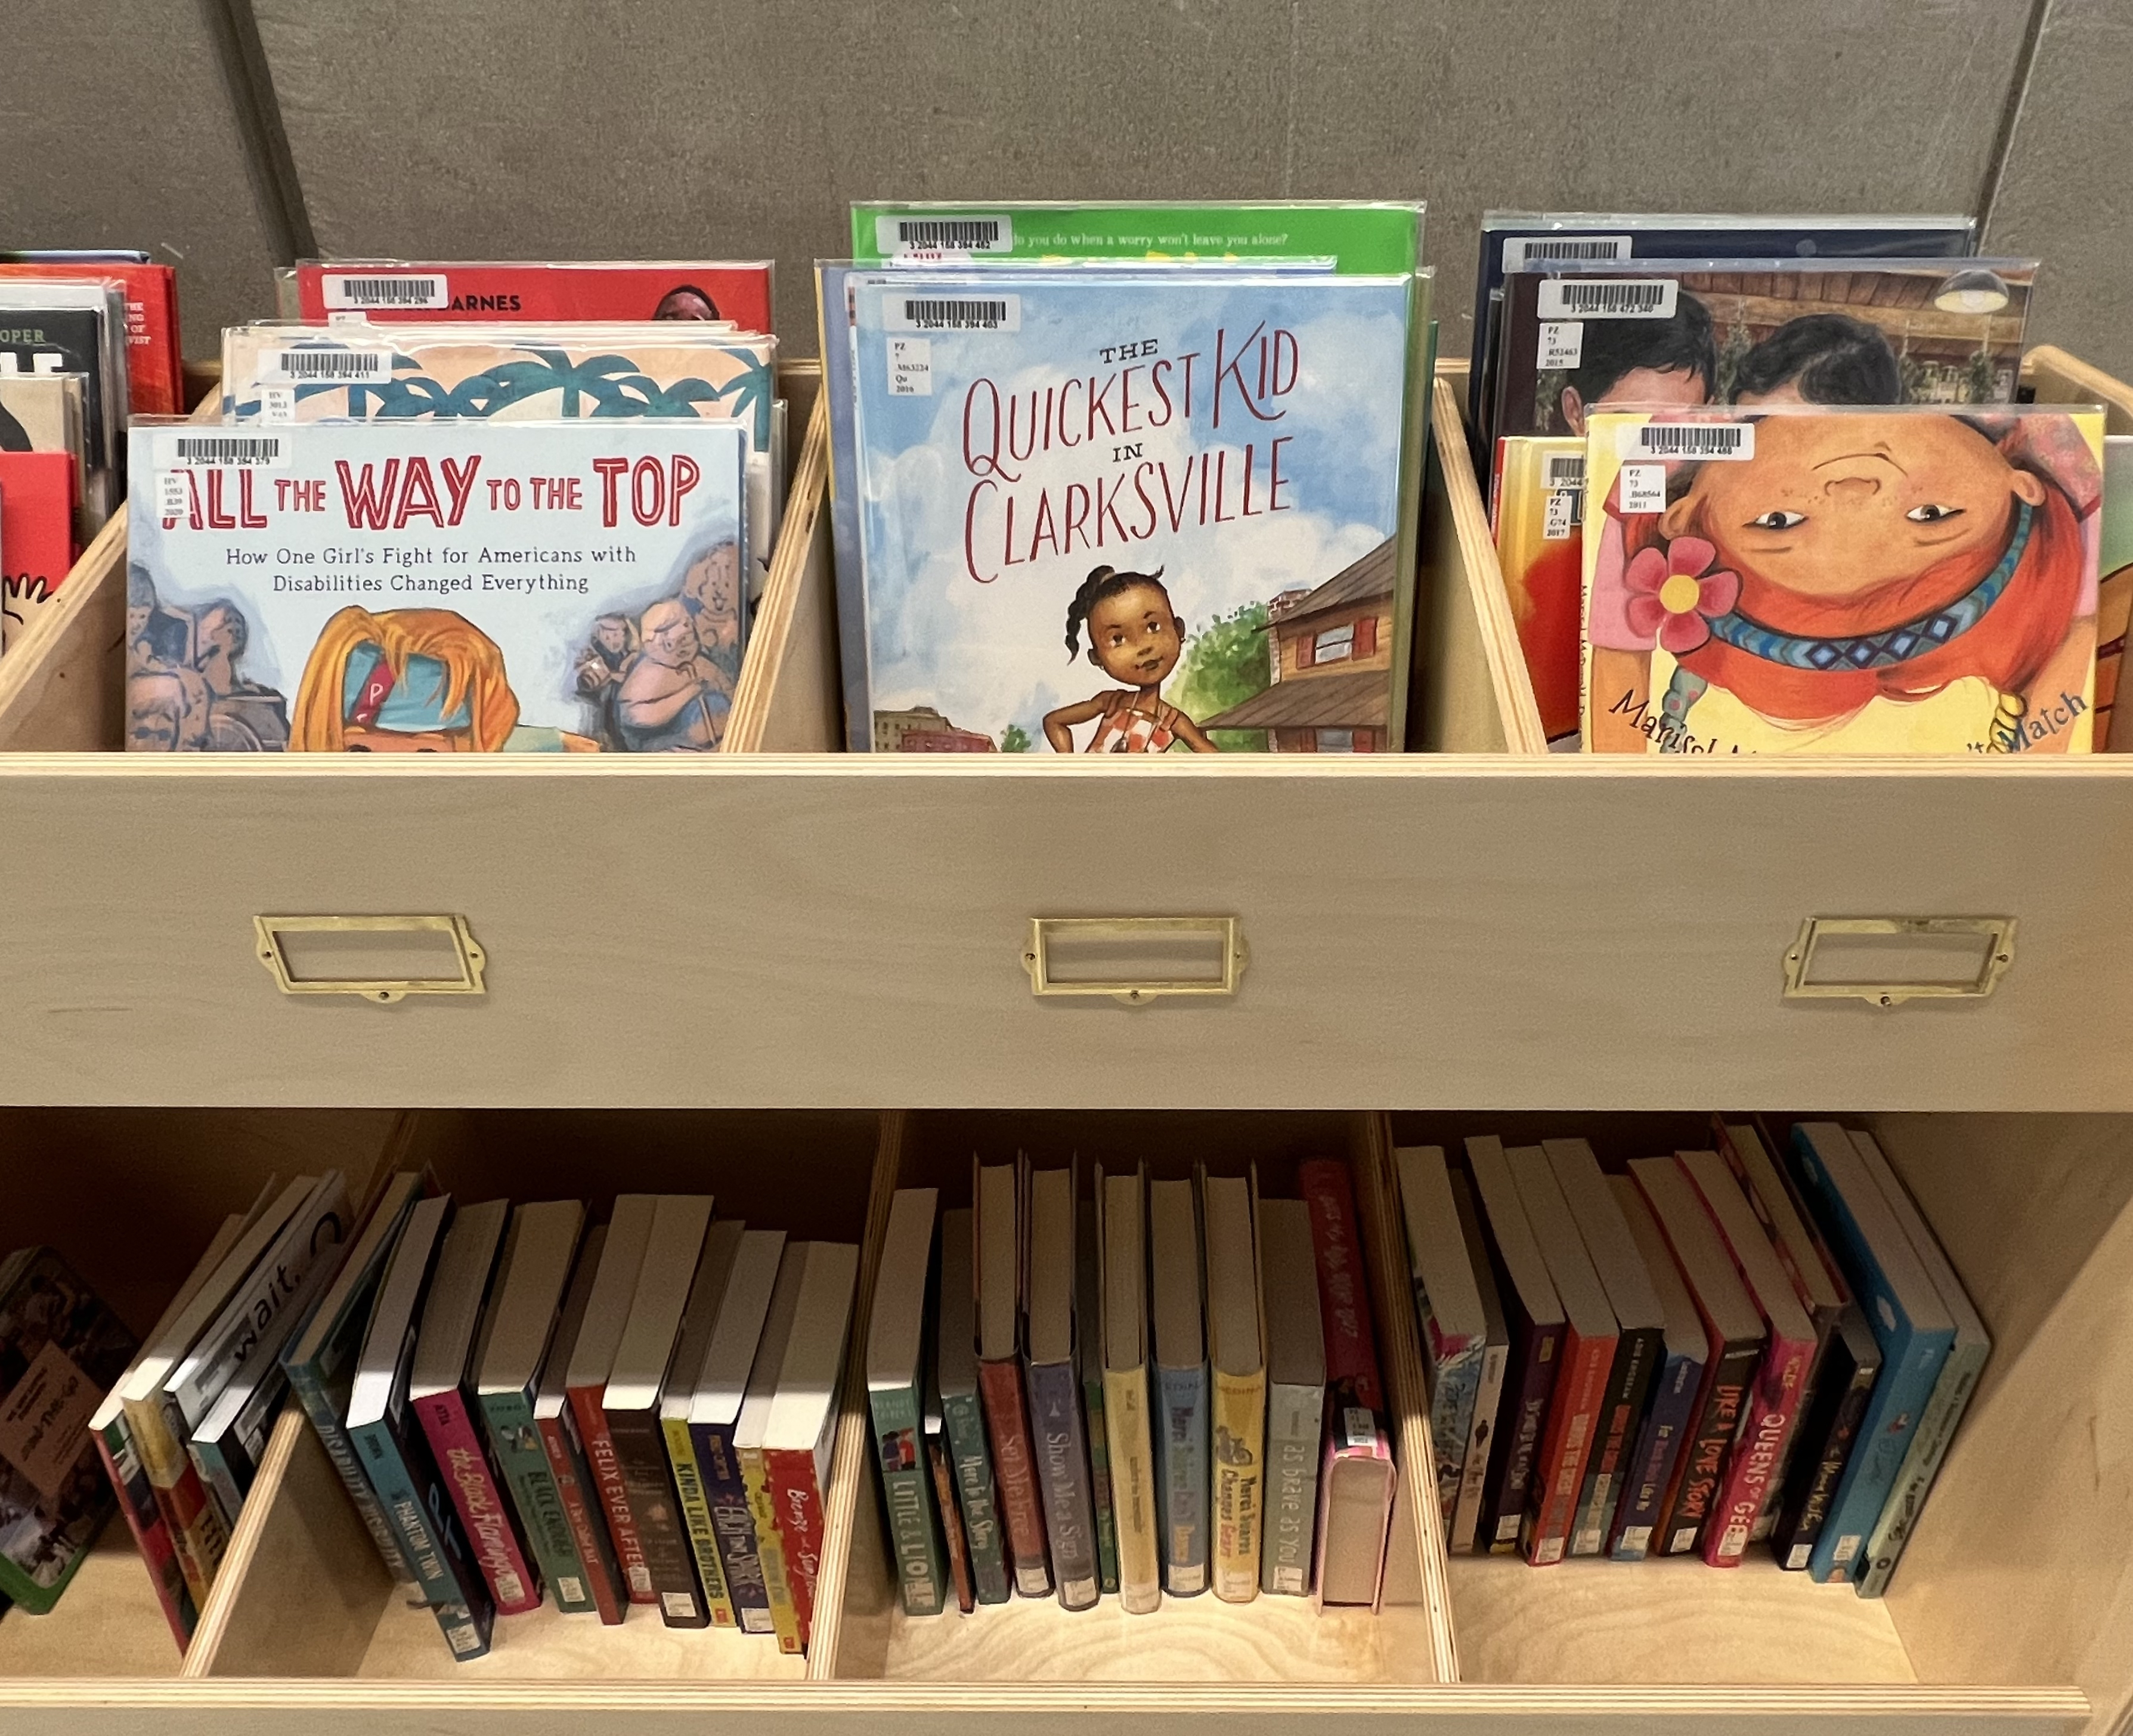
[939,1389,1010,1605]
[869,1381,946,1616]
[480,1388,594,1615]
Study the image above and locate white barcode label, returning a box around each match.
[885,295,1020,333]
[1535,1537,1564,1565]
[1618,422,1754,460]
[156,432,288,469]
[887,336,932,397]
[1173,1562,1206,1594]
[1574,1526,1602,1554]
[1831,1533,1862,1565]
[0,354,64,376]
[661,1591,698,1620]
[1503,234,1632,271]
[322,273,448,310]
[559,1576,584,1604]
[1619,464,1667,515]
[1543,488,1581,540]
[1494,1514,1521,1542]
[1273,1564,1305,1594]
[876,213,1013,256]
[1786,1543,1811,1570]
[157,472,187,516]
[1342,1406,1376,1449]
[1670,1526,1698,1552]
[626,1564,654,1595]
[741,1607,774,1633]
[1537,320,1583,370]
[1719,1523,1748,1559]
[1537,278,1679,320]
[1544,453,1586,488]
[496,1570,526,1605]
[447,1621,482,1656]
[265,346,394,384]
[1620,1524,1652,1553]
[261,386,295,423]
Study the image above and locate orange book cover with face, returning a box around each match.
[1581,405,2103,756]
[123,419,748,754]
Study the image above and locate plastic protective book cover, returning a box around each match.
[844,266,1412,756]
[0,281,127,526]
[1094,1165,1162,1613]
[973,1158,1049,1598]
[1580,404,2104,756]
[0,371,88,514]
[1148,1175,1209,1598]
[0,450,80,651]
[868,1188,948,1617]
[1490,435,1585,743]
[0,1250,137,1613]
[1467,213,1979,446]
[1256,1196,1324,1594]
[290,261,773,337]
[0,259,180,415]
[690,1227,785,1636]
[1393,1144,1486,1538]
[1075,1214,1120,1597]
[933,1208,1009,1607]
[1023,1163,1098,1610]
[1201,1168,1265,1604]
[1605,1176,1708,1561]
[2098,438,2133,748]
[1443,1172,1509,1556]
[534,1223,624,1626]
[852,202,1422,274]
[660,1218,745,1629]
[1494,257,2033,460]
[124,417,747,754]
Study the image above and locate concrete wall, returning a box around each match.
[10,0,2126,376]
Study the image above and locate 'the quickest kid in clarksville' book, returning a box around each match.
[847,268,1412,754]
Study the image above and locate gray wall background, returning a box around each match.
[8,0,2126,379]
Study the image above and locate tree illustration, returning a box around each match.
[1166,601,1271,751]
[999,722,1032,753]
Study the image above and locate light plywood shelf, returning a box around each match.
[355,1595,806,1683]
[1448,1554,1917,1688]
[0,1531,184,1679]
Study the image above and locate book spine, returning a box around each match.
[1481,1316,1563,1554]
[1521,1326,1614,1565]
[567,1384,653,1603]
[1773,1329,1879,1571]
[482,1390,595,1616]
[348,1412,496,1657]
[1809,1333,1951,1583]
[1156,1360,1209,1596]
[1609,1342,1701,1559]
[1102,1363,1162,1612]
[740,1443,803,1654]
[414,1390,543,1616]
[536,1408,623,1625]
[93,1415,196,1651]
[1423,1330,1482,1536]
[976,1355,1051,1598]
[605,1406,704,1628]
[1451,1338,1509,1554]
[122,1394,228,1613]
[928,1434,976,1613]
[1260,1376,1322,1596]
[663,1417,735,1626]
[284,1346,416,1588]
[1857,1337,1988,1598]
[1705,1326,1814,1566]
[1211,1365,1265,1602]
[1080,1357,1121,1596]
[1024,1357,1099,1610]
[1658,1336,1761,1556]
[695,1422,773,1636]
[1572,1324,1660,1556]
[869,1380,946,1617]
[188,1429,246,1536]
[940,1389,1010,1605]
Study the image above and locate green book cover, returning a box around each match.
[869,1379,946,1616]
[939,1388,1010,1604]
[479,1388,593,1616]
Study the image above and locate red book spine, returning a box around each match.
[537,1413,623,1624]
[414,1391,543,1616]
[1522,1326,1615,1565]
[1298,1159,1385,1407]
[93,1423,194,1652]
[1704,1329,1813,1567]
[0,261,180,414]
[763,1448,826,1646]
[568,1384,654,1603]
[976,1356,1051,1597]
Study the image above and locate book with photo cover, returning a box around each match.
[125,417,747,755]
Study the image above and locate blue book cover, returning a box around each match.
[1611,1339,1701,1560]
[1024,1358,1100,1610]
[349,1396,495,1658]
[1787,1124,1955,1584]
[1156,1361,1209,1596]
[847,268,1411,756]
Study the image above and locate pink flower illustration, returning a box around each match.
[1623,536,1741,654]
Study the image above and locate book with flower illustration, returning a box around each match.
[1580,405,2104,756]
[844,267,1413,755]
[125,418,747,754]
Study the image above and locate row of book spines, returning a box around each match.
[116,1392,230,1629]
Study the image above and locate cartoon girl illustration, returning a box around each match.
[291,606,594,752]
[1041,565,1219,753]
[1587,410,2101,754]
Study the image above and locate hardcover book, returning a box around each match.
[534,1226,624,1626]
[1580,404,2104,756]
[1023,1163,1100,1610]
[565,1195,660,1604]
[289,260,774,337]
[843,266,1413,756]
[925,1397,974,1613]
[662,1219,746,1628]
[868,1188,948,1617]
[1076,1214,1120,1597]
[1444,1172,1509,1555]
[1,449,81,651]
[1393,1144,1487,1538]
[0,258,181,415]
[686,1227,787,1637]
[934,1208,1010,1607]
[1257,1196,1325,1594]
[0,283,126,527]
[1605,1177,1708,1560]
[125,417,749,755]
[1094,1166,1162,1613]
[1202,1169,1265,1602]
[973,1159,1050,1597]
[1148,1175,1210,1598]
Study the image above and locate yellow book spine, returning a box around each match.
[740,1443,801,1654]
[1101,1365,1162,1614]
[663,1418,735,1628]
[121,1393,228,1611]
[1211,1367,1266,1602]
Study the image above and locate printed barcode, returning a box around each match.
[1537,277,1679,320]
[877,212,1013,255]
[1831,1534,1862,1564]
[559,1577,584,1603]
[1504,234,1631,270]
[1574,1528,1602,1554]
[269,348,394,383]
[447,1623,481,1655]
[1543,453,1586,487]
[1274,1565,1304,1594]
[169,435,285,468]
[1536,1538,1564,1565]
[900,298,1011,330]
[1495,1515,1521,1542]
[1342,1406,1376,1449]
[1619,422,1754,460]
[662,1592,698,1620]
[323,274,447,310]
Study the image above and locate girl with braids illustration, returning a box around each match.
[1041,565,1220,753]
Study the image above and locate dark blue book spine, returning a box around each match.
[1155,1360,1209,1596]
[692,1421,773,1636]
[1609,1341,1702,1559]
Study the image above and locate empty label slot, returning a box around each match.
[1784,918,2013,1005]
[1041,924,1231,987]
[274,926,470,986]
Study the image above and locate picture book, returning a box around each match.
[288,260,775,337]
[1581,405,2104,756]
[0,1249,137,1613]
[1466,213,1979,451]
[845,267,1413,754]
[0,258,181,415]
[0,450,79,652]
[0,281,127,527]
[2097,438,2132,748]
[1489,435,1584,743]
[125,418,747,754]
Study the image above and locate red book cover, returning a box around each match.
[976,1355,1051,1597]
[0,260,181,414]
[566,1384,655,1604]
[1681,1152,1816,1567]
[0,450,80,651]
[763,1446,828,1645]
[536,1412,623,1624]
[1299,1159,1384,1409]
[92,1423,193,1652]
[414,1390,543,1615]
[1525,1326,1614,1564]
[294,261,775,337]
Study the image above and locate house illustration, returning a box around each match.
[1202,537,1397,751]
[874,704,998,752]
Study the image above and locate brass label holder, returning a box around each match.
[1782,916,2015,1008]
[1024,916,1246,1007]
[255,915,488,1003]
